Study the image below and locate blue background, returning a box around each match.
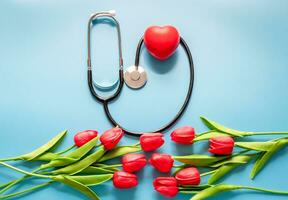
[1,0,288,200]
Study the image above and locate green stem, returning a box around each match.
[0,144,76,162]
[133,142,140,146]
[101,164,122,169]
[0,181,53,199]
[0,183,10,191]
[179,184,211,189]
[178,190,198,194]
[95,144,102,148]
[241,186,288,195]
[200,170,217,177]
[0,168,41,194]
[193,131,214,143]
[235,149,251,155]
[0,177,28,194]
[56,144,76,155]
[245,152,262,157]
[0,162,51,179]
[250,132,288,136]
[0,157,21,162]
[173,164,186,168]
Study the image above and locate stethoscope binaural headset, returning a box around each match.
[87,10,194,137]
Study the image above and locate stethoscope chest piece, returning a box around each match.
[124,65,147,89]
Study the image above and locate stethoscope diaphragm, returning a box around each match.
[124,65,147,89]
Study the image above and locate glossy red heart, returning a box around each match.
[144,25,180,60]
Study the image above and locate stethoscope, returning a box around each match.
[87,10,194,137]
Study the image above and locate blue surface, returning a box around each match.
[1,0,288,200]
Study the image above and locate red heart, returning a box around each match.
[143,25,180,60]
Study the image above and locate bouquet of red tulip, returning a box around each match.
[0,117,288,200]
[0,127,142,199]
[152,117,288,199]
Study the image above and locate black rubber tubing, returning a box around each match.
[88,36,194,137]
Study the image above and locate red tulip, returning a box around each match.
[122,154,147,173]
[100,127,124,150]
[170,126,195,144]
[175,167,200,185]
[113,171,138,189]
[149,153,174,173]
[209,136,234,155]
[153,177,178,198]
[140,133,164,151]
[74,130,98,147]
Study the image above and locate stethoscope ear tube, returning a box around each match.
[87,69,124,103]
[87,11,124,102]
[102,37,194,137]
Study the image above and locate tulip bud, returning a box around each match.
[140,133,164,151]
[122,154,147,173]
[100,127,124,150]
[170,126,195,145]
[175,167,200,185]
[209,136,234,155]
[149,153,174,173]
[153,177,178,198]
[74,130,98,147]
[113,171,138,189]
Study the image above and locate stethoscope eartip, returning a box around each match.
[108,10,116,16]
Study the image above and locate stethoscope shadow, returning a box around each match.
[143,50,179,74]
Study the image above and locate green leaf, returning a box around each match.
[40,137,98,170]
[69,174,113,186]
[250,139,288,179]
[207,154,254,184]
[200,117,247,137]
[194,131,231,142]
[52,146,106,175]
[208,164,240,184]
[210,155,253,168]
[18,130,67,161]
[53,175,100,200]
[173,155,228,167]
[190,184,243,200]
[33,152,59,161]
[92,163,119,171]
[235,141,276,152]
[81,166,116,174]
[98,145,141,162]
[63,138,98,159]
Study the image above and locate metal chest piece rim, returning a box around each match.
[124,65,147,89]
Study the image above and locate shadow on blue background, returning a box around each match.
[145,50,178,74]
